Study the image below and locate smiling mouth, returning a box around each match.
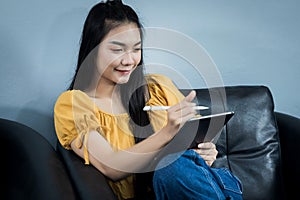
[114,68,131,74]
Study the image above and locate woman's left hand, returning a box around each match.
[193,142,218,166]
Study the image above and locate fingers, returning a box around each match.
[197,143,218,156]
[184,90,196,102]
[169,107,196,126]
[194,142,218,166]
[205,160,215,167]
[198,142,216,149]
[193,148,216,166]
[168,90,197,116]
[165,90,197,134]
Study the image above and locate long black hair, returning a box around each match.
[69,0,151,138]
[68,1,154,198]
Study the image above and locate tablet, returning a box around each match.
[162,111,235,153]
[151,111,234,166]
[187,111,234,148]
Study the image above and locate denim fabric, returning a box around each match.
[153,150,243,200]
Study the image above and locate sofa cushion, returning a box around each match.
[181,86,283,200]
[57,143,117,200]
[0,118,76,200]
[275,112,300,199]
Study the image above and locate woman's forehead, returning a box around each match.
[103,23,141,45]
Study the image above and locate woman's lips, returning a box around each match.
[115,68,131,75]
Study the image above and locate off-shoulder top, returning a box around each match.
[54,74,184,200]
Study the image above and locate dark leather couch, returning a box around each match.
[1,86,299,200]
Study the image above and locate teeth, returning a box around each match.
[116,69,130,71]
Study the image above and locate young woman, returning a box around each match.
[54,1,242,199]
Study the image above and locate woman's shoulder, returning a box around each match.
[56,89,82,100]
[55,90,90,106]
[145,73,173,85]
[145,73,184,103]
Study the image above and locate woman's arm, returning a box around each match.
[71,91,197,181]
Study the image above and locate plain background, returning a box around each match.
[0,0,299,147]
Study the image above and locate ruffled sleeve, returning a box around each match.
[145,74,185,132]
[54,90,100,164]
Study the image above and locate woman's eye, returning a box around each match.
[134,48,141,52]
[112,49,123,52]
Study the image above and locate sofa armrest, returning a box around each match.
[57,142,117,200]
[275,112,300,199]
[0,118,76,200]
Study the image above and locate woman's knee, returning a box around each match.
[152,151,228,200]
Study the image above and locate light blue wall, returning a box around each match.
[1,0,299,147]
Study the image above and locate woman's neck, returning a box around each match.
[86,77,117,98]
[96,84,117,99]
[86,81,126,114]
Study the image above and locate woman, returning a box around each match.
[54,1,242,199]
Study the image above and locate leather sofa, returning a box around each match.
[1,85,299,200]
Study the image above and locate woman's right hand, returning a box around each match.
[165,90,197,137]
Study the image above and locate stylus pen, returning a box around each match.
[143,105,209,111]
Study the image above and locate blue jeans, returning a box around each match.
[153,150,243,200]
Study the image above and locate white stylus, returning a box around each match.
[143,105,209,111]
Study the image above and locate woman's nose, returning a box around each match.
[121,52,135,66]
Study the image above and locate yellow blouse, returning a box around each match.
[54,74,184,200]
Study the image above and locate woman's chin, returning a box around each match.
[116,76,130,84]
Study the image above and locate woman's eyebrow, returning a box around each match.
[109,41,141,46]
[134,41,142,46]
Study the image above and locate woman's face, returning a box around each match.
[96,23,142,85]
